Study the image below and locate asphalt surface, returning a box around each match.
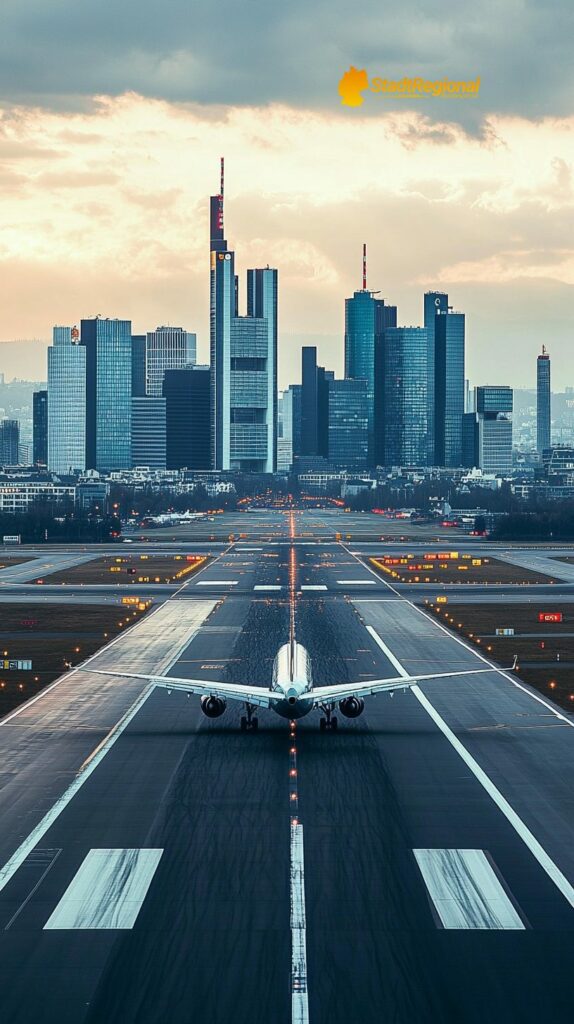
[1,512,574,1022]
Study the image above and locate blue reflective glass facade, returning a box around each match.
[434,311,465,467]
[423,291,448,463]
[345,291,396,464]
[537,351,551,454]
[81,318,132,472]
[327,378,369,468]
[381,328,428,465]
[48,331,86,474]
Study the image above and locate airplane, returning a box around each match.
[89,641,518,732]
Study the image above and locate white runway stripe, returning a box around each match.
[336,579,376,585]
[290,822,309,1023]
[195,580,238,586]
[44,848,163,930]
[414,848,525,930]
[253,585,282,591]
[301,585,327,591]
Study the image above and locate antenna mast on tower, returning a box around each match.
[362,242,367,291]
[219,156,224,232]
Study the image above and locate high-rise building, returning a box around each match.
[47,326,86,474]
[345,246,397,464]
[33,390,48,466]
[537,346,551,454]
[327,377,369,468]
[280,385,302,470]
[0,420,19,465]
[380,327,428,466]
[210,160,277,472]
[81,318,132,473]
[131,335,147,398]
[247,267,278,471]
[146,327,196,397]
[131,397,166,469]
[463,386,513,474]
[163,366,211,470]
[301,347,329,458]
[423,291,449,463]
[434,309,465,467]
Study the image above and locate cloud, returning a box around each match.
[1,0,574,130]
[0,94,574,389]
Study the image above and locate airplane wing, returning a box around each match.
[310,663,514,705]
[86,670,275,709]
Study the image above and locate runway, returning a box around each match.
[1,513,574,1022]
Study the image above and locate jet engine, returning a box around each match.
[200,695,227,718]
[338,696,365,718]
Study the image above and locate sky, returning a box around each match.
[0,0,573,390]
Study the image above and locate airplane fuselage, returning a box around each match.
[270,642,315,719]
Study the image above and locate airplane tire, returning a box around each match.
[320,718,326,732]
[331,717,338,731]
[252,717,259,731]
[241,716,247,731]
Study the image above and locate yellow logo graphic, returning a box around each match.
[338,66,369,107]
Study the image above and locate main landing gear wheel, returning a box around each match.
[241,705,258,732]
[320,715,338,732]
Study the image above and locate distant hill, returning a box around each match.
[0,340,49,383]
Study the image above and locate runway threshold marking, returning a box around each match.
[301,585,327,591]
[254,585,282,591]
[44,848,163,930]
[413,849,525,930]
[365,620,574,909]
[0,683,156,895]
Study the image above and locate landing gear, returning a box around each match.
[319,705,338,732]
[241,703,258,732]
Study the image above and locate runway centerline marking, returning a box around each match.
[44,848,163,930]
[413,848,525,930]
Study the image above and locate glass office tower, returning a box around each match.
[81,318,132,472]
[423,291,448,464]
[345,288,397,465]
[163,366,211,470]
[210,161,277,472]
[146,327,196,397]
[537,346,551,454]
[47,326,86,474]
[0,420,19,465]
[131,397,166,469]
[327,378,369,468]
[381,327,428,465]
[434,310,465,467]
[33,390,48,467]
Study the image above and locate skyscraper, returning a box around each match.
[33,390,48,466]
[247,267,278,471]
[131,335,147,397]
[423,291,449,462]
[210,159,277,472]
[47,326,86,474]
[434,309,465,467]
[345,246,397,464]
[280,385,302,470]
[0,420,19,466]
[146,327,196,397]
[537,346,551,454]
[327,377,369,468]
[463,386,513,474]
[131,397,166,469]
[300,346,329,458]
[163,366,211,470]
[81,317,132,473]
[380,328,428,465]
